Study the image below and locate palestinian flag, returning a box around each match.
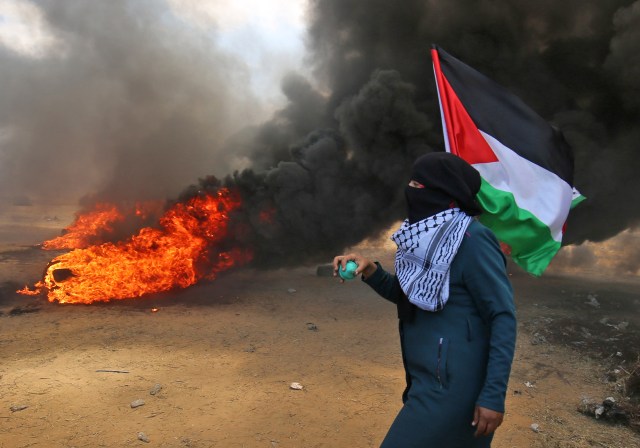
[431,45,585,276]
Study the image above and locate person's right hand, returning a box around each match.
[332,253,377,281]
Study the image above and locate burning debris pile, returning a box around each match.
[19,189,252,304]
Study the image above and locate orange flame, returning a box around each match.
[16,285,41,296]
[42,203,124,250]
[42,201,166,250]
[20,189,252,304]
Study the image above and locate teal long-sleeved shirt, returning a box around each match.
[364,220,516,414]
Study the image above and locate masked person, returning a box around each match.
[333,152,516,447]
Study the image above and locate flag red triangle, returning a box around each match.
[439,74,498,164]
[432,49,498,164]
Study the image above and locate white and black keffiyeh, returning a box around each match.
[391,208,473,312]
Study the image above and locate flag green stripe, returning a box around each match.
[477,179,561,276]
[571,194,586,209]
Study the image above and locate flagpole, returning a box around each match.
[431,45,455,155]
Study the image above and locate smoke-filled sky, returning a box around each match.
[1,0,639,272]
[0,0,307,204]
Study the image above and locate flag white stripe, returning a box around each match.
[473,131,573,242]
[572,187,583,201]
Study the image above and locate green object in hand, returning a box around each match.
[339,261,358,280]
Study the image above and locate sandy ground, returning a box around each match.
[1,205,640,448]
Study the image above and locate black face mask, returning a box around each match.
[404,152,483,224]
[405,185,453,224]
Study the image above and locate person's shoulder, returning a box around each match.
[464,219,498,242]
[461,219,503,257]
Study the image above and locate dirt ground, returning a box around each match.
[1,204,640,448]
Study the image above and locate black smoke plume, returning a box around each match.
[193,0,640,269]
[182,70,432,266]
